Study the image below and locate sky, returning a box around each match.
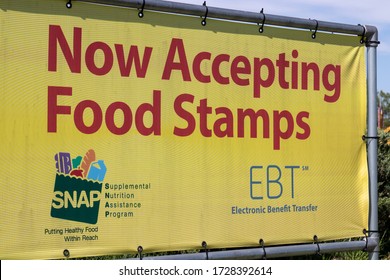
[167,0,390,93]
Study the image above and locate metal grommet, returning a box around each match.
[363,229,369,252]
[202,241,209,260]
[137,245,143,260]
[63,249,70,258]
[201,1,208,26]
[358,24,366,44]
[138,0,145,18]
[313,235,321,255]
[311,19,318,39]
[258,9,266,33]
[259,239,266,260]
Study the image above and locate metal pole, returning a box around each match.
[128,238,378,260]
[365,25,380,260]
[75,0,365,36]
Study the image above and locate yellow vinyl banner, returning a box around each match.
[0,0,368,259]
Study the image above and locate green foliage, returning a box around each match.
[378,91,390,128]
[324,250,368,260]
[376,129,390,259]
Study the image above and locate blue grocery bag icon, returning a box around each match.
[87,160,107,182]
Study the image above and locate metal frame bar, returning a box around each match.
[76,0,373,37]
[366,28,380,260]
[71,0,379,260]
[135,238,377,260]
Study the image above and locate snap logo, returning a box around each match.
[51,149,107,224]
